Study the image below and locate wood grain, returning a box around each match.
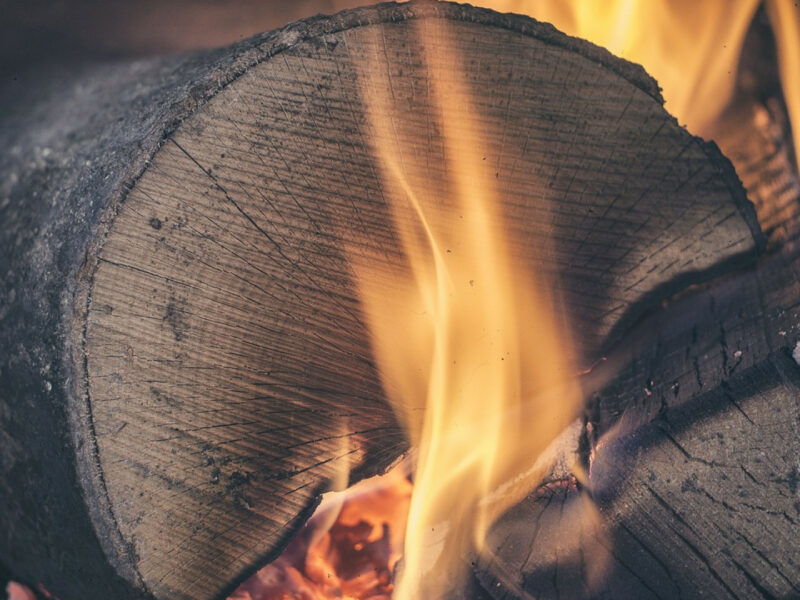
[84,6,761,599]
[0,3,764,600]
[481,353,800,600]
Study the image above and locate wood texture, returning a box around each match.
[481,353,800,600]
[85,7,763,600]
[0,3,766,600]
[477,44,800,599]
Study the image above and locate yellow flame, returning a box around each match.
[344,3,800,597]
[352,19,583,598]
[484,0,758,137]
[481,0,800,174]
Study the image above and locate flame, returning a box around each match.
[3,582,59,600]
[350,18,584,598]
[765,0,800,175]
[5,583,36,600]
[485,0,758,137]
[483,0,800,173]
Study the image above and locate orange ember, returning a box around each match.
[5,583,36,600]
[4,581,60,600]
[228,469,412,600]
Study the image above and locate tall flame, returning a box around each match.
[351,19,583,598]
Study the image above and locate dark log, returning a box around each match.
[0,2,763,600]
[481,352,800,600]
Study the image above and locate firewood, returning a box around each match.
[477,37,800,598]
[0,2,763,599]
[481,353,800,600]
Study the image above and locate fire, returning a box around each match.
[483,0,800,172]
[5,583,36,600]
[228,467,412,600]
[485,0,759,137]
[3,582,59,600]
[226,2,800,600]
[350,18,584,599]
[765,0,800,175]
[3,5,798,600]
[230,15,585,599]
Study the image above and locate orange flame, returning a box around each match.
[765,0,800,174]
[485,0,759,136]
[350,18,584,598]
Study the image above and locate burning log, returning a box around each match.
[0,2,770,600]
[479,14,800,598]
[482,352,800,600]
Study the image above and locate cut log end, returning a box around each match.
[84,10,760,598]
[0,3,767,600]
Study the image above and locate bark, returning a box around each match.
[0,2,764,600]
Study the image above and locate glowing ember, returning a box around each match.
[228,468,412,600]
[5,583,36,600]
[3,582,59,600]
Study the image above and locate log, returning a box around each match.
[481,352,800,600]
[477,24,800,598]
[0,2,763,600]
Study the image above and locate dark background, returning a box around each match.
[0,0,373,81]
